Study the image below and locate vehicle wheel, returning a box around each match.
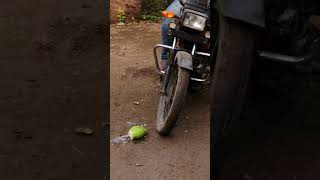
[157,66,190,136]
[211,15,257,178]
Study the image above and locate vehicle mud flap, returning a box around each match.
[175,51,193,71]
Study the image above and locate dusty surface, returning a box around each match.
[110,0,142,23]
[0,1,106,179]
[110,23,210,180]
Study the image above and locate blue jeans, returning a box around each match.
[160,0,182,63]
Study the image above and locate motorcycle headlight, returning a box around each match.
[182,13,206,31]
[169,22,177,29]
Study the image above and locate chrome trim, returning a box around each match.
[195,52,210,57]
[190,77,207,82]
[153,44,170,75]
[153,42,210,75]
[172,37,177,50]
[191,44,196,55]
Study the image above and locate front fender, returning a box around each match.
[216,0,265,27]
[175,51,193,71]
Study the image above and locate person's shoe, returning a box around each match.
[159,61,167,83]
[160,61,167,72]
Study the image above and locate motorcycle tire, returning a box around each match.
[157,66,190,136]
[211,15,257,178]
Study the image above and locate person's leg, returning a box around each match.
[166,0,182,14]
[160,0,182,71]
[160,18,172,70]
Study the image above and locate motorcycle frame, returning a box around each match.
[215,0,319,64]
[153,37,211,82]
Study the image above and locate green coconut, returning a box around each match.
[128,125,148,140]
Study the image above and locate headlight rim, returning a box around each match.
[182,12,207,31]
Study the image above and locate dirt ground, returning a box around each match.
[0,1,106,179]
[110,23,210,180]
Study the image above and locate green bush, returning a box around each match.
[140,14,161,22]
[140,0,173,20]
[117,10,126,23]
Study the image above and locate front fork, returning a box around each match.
[160,66,172,96]
[160,49,176,96]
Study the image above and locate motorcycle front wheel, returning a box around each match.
[156,64,190,136]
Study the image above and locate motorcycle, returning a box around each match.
[153,0,212,135]
[211,0,320,178]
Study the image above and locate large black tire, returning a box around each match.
[211,15,257,178]
[157,66,190,136]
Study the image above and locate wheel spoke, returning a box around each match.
[163,67,178,120]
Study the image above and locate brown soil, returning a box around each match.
[110,0,142,23]
[110,23,210,179]
[0,1,105,179]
